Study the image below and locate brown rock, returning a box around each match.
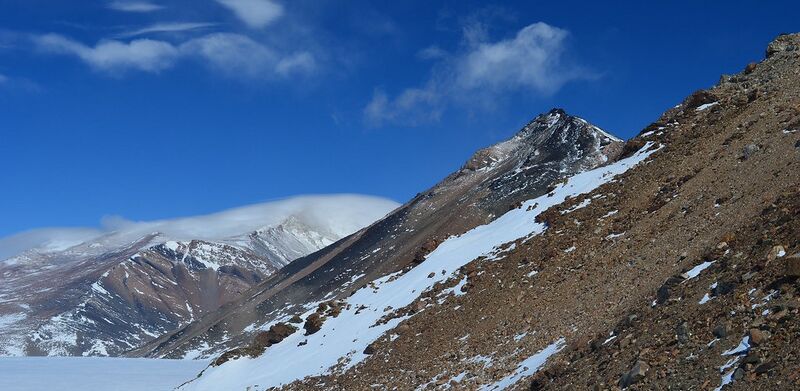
[304,313,325,335]
[785,254,800,277]
[748,328,768,345]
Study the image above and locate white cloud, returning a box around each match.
[365,22,591,126]
[215,0,284,29]
[107,0,164,13]
[34,33,179,73]
[0,194,400,261]
[455,22,577,94]
[0,73,7,83]
[118,22,217,38]
[181,33,315,78]
[33,33,316,79]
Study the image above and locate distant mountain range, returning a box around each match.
[0,195,398,357]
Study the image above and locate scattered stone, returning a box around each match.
[676,322,689,344]
[733,368,745,381]
[748,328,768,345]
[712,281,735,296]
[755,361,777,374]
[744,62,757,74]
[363,343,377,355]
[742,144,760,160]
[767,245,786,263]
[289,314,303,324]
[620,361,650,388]
[427,272,436,278]
[713,323,728,339]
[656,286,670,304]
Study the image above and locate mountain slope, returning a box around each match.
[129,110,623,361]
[178,33,800,390]
[0,195,398,357]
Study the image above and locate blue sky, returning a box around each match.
[0,0,798,237]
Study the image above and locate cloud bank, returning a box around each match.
[33,32,315,78]
[0,194,400,261]
[365,22,592,127]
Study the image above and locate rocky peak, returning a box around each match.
[462,109,621,173]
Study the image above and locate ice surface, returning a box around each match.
[0,357,209,391]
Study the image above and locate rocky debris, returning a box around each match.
[304,313,325,335]
[766,33,800,58]
[619,360,649,388]
[289,314,303,324]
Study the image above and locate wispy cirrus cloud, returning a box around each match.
[214,0,284,29]
[117,22,217,38]
[365,22,593,127]
[107,0,164,13]
[32,32,316,79]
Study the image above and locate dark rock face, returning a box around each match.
[131,109,624,360]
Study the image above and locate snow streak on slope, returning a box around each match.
[181,143,659,391]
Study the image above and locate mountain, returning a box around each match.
[129,109,623,362]
[171,33,800,390]
[0,195,398,357]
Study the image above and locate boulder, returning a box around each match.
[620,361,649,388]
[785,254,800,277]
[304,313,325,335]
